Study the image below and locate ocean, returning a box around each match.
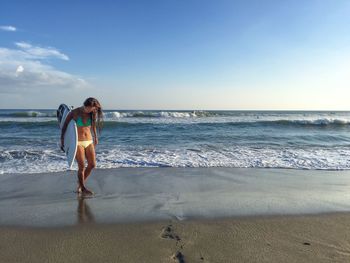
[1,109,350,174]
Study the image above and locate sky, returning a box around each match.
[0,0,350,110]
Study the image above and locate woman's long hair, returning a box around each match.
[83,97,103,135]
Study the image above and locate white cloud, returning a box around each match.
[0,25,17,32]
[0,42,88,94]
[15,65,24,76]
[15,41,69,60]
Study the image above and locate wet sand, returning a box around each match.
[2,167,350,227]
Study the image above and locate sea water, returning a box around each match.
[1,109,350,174]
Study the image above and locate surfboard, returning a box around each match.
[57,104,78,169]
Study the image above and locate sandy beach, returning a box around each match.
[2,213,350,262]
[1,168,350,262]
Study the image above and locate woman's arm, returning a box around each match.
[92,113,98,145]
[92,124,98,145]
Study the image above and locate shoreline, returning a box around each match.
[3,165,350,176]
[2,209,350,229]
[2,166,350,177]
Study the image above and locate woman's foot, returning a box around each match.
[76,181,83,193]
[76,180,94,196]
[81,187,94,196]
[76,186,82,193]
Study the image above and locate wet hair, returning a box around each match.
[83,97,103,134]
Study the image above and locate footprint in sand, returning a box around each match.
[160,224,187,263]
[160,224,181,241]
[160,224,207,263]
[172,251,185,263]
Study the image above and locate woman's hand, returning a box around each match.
[94,137,98,146]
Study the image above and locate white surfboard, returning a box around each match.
[57,104,78,169]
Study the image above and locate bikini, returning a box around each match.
[76,116,93,148]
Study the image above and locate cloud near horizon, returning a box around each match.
[0,25,17,32]
[0,42,88,94]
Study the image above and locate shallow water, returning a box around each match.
[1,168,350,227]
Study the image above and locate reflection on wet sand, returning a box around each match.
[77,196,95,224]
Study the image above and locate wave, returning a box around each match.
[259,119,350,127]
[0,110,56,118]
[1,110,350,126]
[1,118,350,129]
[0,110,216,119]
[104,110,216,118]
[0,120,59,128]
[1,146,350,174]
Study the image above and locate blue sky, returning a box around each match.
[1,0,350,110]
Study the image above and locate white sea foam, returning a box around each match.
[104,111,199,119]
[2,146,350,174]
[159,111,196,118]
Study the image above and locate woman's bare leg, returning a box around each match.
[75,146,86,193]
[84,143,96,182]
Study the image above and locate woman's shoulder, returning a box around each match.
[70,107,82,119]
[71,107,92,119]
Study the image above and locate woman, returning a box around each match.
[61,97,103,196]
